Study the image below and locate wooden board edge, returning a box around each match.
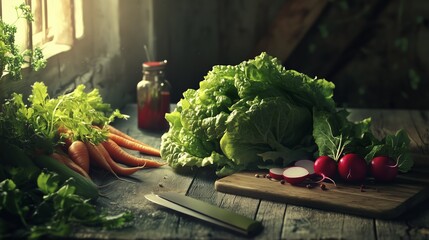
[386,186,429,219]
[214,176,429,220]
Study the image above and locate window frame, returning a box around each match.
[0,0,83,60]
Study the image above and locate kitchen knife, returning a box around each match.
[145,192,263,236]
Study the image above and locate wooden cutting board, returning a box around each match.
[215,154,429,219]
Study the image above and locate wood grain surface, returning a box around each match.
[215,170,429,219]
[70,105,429,239]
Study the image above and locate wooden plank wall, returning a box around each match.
[150,0,428,109]
[281,0,429,109]
[254,0,328,62]
[151,0,285,103]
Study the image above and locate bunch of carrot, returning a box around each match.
[50,125,164,179]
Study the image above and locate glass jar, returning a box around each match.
[137,60,171,131]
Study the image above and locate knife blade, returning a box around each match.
[145,192,263,236]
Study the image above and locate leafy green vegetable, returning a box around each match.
[312,109,413,172]
[0,82,128,154]
[220,97,314,169]
[312,109,373,160]
[160,52,414,176]
[0,3,46,81]
[0,83,131,237]
[161,53,336,176]
[0,169,133,239]
[364,129,413,172]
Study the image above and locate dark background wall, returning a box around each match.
[151,0,285,104]
[151,0,429,109]
[1,0,427,110]
[283,0,429,109]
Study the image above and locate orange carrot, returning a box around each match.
[68,140,90,174]
[57,125,71,135]
[96,143,144,176]
[106,125,150,147]
[57,126,73,150]
[50,152,91,179]
[108,133,161,157]
[85,142,115,174]
[102,139,165,168]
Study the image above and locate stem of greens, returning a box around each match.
[335,135,343,160]
[48,96,65,137]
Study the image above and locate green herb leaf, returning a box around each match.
[1,169,133,239]
[0,82,128,153]
[0,3,46,80]
[37,170,60,194]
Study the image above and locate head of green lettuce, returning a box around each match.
[160,52,336,176]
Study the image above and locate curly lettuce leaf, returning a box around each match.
[220,97,314,167]
[161,52,414,176]
[160,52,336,176]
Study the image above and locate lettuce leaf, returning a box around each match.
[160,52,335,176]
[160,52,414,176]
[220,97,314,168]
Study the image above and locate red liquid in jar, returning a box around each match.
[138,91,170,131]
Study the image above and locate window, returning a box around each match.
[0,0,84,59]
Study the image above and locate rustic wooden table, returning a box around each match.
[71,104,429,239]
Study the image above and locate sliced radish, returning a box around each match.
[269,168,285,180]
[294,159,315,174]
[282,166,310,185]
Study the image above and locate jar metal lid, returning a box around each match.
[143,60,167,70]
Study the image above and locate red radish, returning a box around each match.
[269,168,285,180]
[314,156,337,186]
[338,153,367,182]
[282,166,309,185]
[370,156,398,182]
[294,160,315,174]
